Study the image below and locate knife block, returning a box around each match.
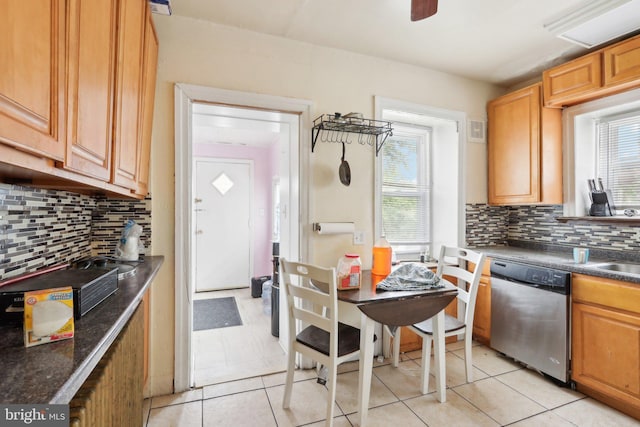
[589,192,612,216]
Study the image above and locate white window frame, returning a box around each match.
[596,110,640,210]
[563,88,640,216]
[377,124,432,260]
[374,96,466,260]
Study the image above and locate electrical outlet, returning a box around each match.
[353,231,364,245]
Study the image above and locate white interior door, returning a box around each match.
[194,158,253,291]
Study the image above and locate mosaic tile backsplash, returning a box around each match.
[465,203,509,247]
[466,203,640,253]
[0,184,151,280]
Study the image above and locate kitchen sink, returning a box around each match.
[593,262,640,275]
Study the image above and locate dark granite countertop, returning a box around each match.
[0,255,164,404]
[473,243,640,284]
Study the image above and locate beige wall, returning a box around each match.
[147,14,502,396]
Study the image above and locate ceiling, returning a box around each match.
[167,0,625,88]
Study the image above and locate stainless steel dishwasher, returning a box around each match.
[490,259,571,384]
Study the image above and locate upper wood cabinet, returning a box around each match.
[0,0,66,160]
[603,35,640,88]
[0,0,157,199]
[136,9,159,197]
[543,53,601,107]
[112,0,147,190]
[544,34,640,107]
[64,0,118,181]
[487,83,562,205]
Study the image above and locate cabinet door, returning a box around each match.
[468,259,491,344]
[135,9,159,197]
[112,0,146,189]
[0,0,66,160]
[572,302,640,405]
[472,276,491,344]
[143,288,150,384]
[64,0,118,180]
[603,36,640,89]
[543,53,601,107]
[488,84,541,205]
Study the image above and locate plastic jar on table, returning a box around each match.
[337,253,362,290]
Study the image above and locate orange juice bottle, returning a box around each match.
[372,236,392,276]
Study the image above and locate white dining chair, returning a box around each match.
[280,258,362,427]
[391,246,486,394]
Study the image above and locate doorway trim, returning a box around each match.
[174,84,312,392]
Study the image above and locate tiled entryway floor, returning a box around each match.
[192,288,287,386]
[144,338,640,426]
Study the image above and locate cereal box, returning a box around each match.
[24,287,74,347]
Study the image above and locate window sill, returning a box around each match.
[556,216,640,226]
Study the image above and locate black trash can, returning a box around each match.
[271,251,280,337]
[270,281,279,337]
[251,275,271,298]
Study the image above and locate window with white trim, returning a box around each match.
[379,124,431,259]
[597,110,640,209]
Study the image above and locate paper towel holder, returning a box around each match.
[312,222,355,234]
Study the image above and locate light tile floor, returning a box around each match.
[192,288,287,386]
[145,289,640,426]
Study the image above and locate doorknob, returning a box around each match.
[195,230,203,235]
[194,198,203,203]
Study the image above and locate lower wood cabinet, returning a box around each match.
[70,305,144,427]
[470,258,491,345]
[572,274,640,420]
[143,289,150,385]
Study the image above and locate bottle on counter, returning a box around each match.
[337,253,362,290]
[372,236,392,276]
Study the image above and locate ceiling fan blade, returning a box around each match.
[411,0,438,21]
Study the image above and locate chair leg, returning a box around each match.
[464,330,473,383]
[325,365,337,427]
[282,348,296,408]
[392,327,402,368]
[420,335,433,394]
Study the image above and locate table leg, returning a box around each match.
[433,310,447,402]
[356,313,375,426]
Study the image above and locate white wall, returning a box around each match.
[148,14,502,396]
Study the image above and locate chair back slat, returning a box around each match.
[280,258,363,425]
[435,246,486,326]
[281,258,339,347]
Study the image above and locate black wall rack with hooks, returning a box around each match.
[311,113,393,156]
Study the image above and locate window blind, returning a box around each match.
[381,129,431,249]
[597,111,640,209]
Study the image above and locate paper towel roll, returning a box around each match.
[314,222,355,235]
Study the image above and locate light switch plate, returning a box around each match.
[353,231,364,245]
